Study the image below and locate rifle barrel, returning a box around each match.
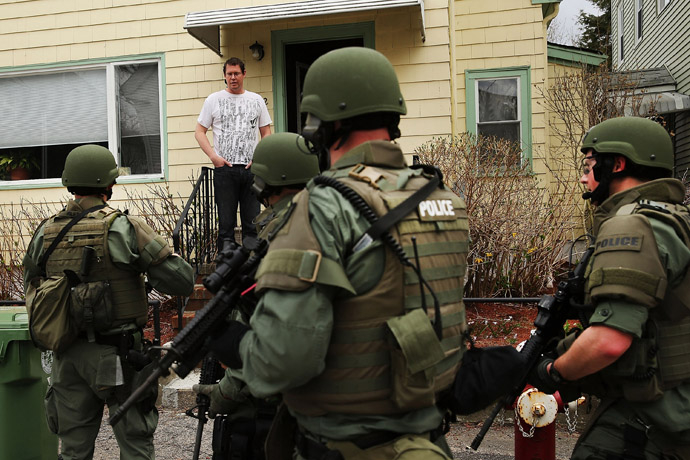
[191,415,207,460]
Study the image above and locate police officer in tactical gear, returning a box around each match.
[209,47,469,460]
[193,133,319,459]
[530,117,690,459]
[23,145,195,460]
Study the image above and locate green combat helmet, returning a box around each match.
[300,47,406,169]
[300,47,406,123]
[580,117,673,204]
[62,144,119,188]
[251,133,319,199]
[581,116,673,171]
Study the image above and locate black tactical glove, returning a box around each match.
[209,320,250,369]
[529,357,566,395]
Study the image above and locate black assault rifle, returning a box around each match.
[108,237,269,427]
[470,242,594,450]
[187,354,224,460]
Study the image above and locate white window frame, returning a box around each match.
[618,2,625,64]
[658,0,671,13]
[635,0,643,43]
[0,56,165,187]
[474,77,522,146]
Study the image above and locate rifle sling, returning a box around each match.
[364,172,440,241]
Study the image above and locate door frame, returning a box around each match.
[271,22,376,133]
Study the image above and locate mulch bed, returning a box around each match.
[465,301,538,348]
[148,297,544,349]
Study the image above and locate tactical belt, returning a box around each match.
[79,329,137,355]
[295,427,443,459]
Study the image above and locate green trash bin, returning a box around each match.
[0,306,59,459]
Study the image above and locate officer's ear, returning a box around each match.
[613,155,627,174]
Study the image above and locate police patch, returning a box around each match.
[593,233,643,254]
[417,199,456,221]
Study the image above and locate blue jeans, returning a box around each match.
[213,165,260,247]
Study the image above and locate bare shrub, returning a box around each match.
[0,183,187,301]
[0,198,64,300]
[416,133,576,298]
[120,183,186,242]
[538,64,665,232]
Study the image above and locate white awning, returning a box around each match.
[184,0,426,56]
[627,91,690,116]
[642,91,690,114]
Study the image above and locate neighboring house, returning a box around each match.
[0,0,596,238]
[611,0,690,176]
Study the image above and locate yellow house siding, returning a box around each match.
[0,0,556,246]
[454,0,549,177]
[0,0,201,219]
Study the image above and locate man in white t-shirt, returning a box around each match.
[195,57,272,247]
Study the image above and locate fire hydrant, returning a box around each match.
[513,386,584,460]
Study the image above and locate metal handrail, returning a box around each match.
[172,166,217,270]
[172,166,217,329]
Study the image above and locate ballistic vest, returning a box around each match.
[584,194,690,401]
[256,155,469,416]
[43,201,148,328]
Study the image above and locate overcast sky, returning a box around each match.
[552,0,603,45]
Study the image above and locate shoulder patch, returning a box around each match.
[594,233,644,254]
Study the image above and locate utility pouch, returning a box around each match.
[621,374,663,402]
[604,337,657,377]
[604,337,663,402]
[662,275,690,321]
[70,280,115,335]
[25,275,78,353]
[387,308,446,410]
[654,318,690,389]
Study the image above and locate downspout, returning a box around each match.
[542,3,559,184]
[448,0,457,137]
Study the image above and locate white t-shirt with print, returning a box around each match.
[197,89,272,165]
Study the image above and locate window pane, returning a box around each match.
[478,79,518,122]
[117,63,161,175]
[478,122,520,144]
[0,70,108,149]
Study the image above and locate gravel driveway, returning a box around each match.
[92,408,578,460]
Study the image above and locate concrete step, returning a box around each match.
[171,310,196,329]
[186,284,213,312]
[160,368,201,411]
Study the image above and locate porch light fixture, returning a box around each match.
[249,41,265,61]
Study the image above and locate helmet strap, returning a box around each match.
[332,124,353,151]
[302,114,333,171]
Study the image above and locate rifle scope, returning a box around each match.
[204,237,263,294]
